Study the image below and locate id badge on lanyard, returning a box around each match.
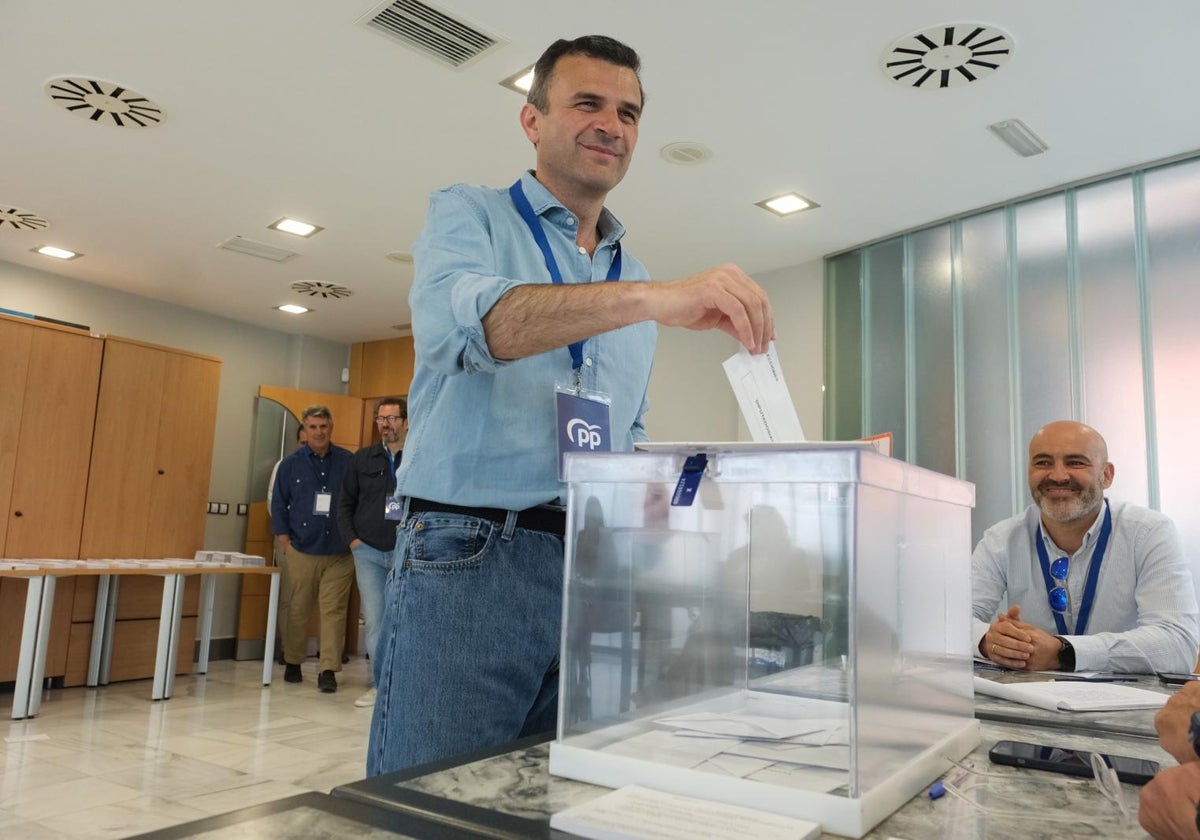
[509,179,622,481]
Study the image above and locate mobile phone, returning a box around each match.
[988,739,1159,786]
[1157,672,1200,686]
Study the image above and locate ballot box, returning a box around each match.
[549,444,978,838]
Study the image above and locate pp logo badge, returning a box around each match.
[566,418,603,450]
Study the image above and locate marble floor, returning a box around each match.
[0,656,375,838]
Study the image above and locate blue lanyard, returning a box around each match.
[508,179,621,371]
[1036,502,1113,635]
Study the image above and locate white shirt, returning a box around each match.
[972,500,1199,673]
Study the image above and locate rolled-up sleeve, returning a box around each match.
[411,188,531,375]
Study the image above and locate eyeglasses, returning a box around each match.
[1048,556,1070,613]
[375,415,405,424]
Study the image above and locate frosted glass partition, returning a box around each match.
[1145,159,1200,585]
[1075,178,1149,505]
[825,251,862,441]
[864,240,907,461]
[825,151,1200,602]
[551,447,977,838]
[910,226,956,477]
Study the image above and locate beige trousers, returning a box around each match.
[281,548,354,673]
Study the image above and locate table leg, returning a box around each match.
[197,574,216,674]
[100,576,119,685]
[26,576,56,718]
[263,572,281,686]
[152,574,180,701]
[87,574,112,686]
[12,576,45,720]
[163,574,187,699]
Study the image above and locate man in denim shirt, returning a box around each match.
[271,405,354,693]
[367,35,775,774]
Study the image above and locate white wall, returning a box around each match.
[645,257,825,442]
[0,260,350,638]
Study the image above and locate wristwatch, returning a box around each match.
[1054,635,1076,671]
[1189,710,1200,759]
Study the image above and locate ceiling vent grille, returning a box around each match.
[0,206,49,231]
[883,24,1012,89]
[218,236,297,262]
[45,77,164,127]
[291,281,352,299]
[358,0,502,69]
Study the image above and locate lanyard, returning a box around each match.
[508,179,621,372]
[302,446,331,491]
[1036,502,1113,636]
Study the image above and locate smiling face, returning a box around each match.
[1028,421,1114,525]
[520,53,642,207]
[303,414,332,456]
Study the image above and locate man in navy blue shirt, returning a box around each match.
[270,405,354,693]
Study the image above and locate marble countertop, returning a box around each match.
[338,719,1171,839]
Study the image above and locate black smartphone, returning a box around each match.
[988,739,1159,785]
[1158,672,1200,686]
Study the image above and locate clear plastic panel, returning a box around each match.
[864,239,907,460]
[558,448,975,804]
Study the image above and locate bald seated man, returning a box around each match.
[973,420,1198,674]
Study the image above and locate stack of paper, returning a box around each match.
[974,676,1168,711]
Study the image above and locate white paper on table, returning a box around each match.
[722,341,805,443]
[600,729,738,768]
[549,784,821,840]
[654,711,821,741]
[723,741,850,771]
[973,675,1169,711]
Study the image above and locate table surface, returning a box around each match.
[335,713,1172,840]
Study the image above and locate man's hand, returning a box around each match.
[349,538,363,550]
[1139,762,1200,839]
[979,605,1064,670]
[276,534,291,553]
[646,264,774,354]
[1157,683,1200,765]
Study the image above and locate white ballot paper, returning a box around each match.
[550,785,820,840]
[722,341,805,442]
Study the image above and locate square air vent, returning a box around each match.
[218,236,297,262]
[357,0,504,69]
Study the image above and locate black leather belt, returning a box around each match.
[407,498,565,538]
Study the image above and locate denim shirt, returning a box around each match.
[270,444,353,555]
[398,171,657,510]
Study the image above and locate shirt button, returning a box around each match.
[584,358,593,367]
[566,216,576,226]
[578,246,587,255]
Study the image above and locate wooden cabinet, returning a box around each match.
[0,316,102,683]
[80,338,221,558]
[0,317,103,557]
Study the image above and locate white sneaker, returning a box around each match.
[354,687,376,708]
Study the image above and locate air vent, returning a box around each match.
[218,236,297,262]
[0,206,49,231]
[357,0,503,69]
[291,281,352,299]
[45,77,164,127]
[883,24,1012,89]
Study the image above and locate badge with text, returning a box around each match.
[384,496,405,521]
[313,491,332,516]
[556,388,612,480]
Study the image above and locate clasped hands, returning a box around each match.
[980,604,1063,671]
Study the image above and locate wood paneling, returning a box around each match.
[64,616,197,685]
[349,336,414,399]
[0,577,75,681]
[0,320,33,553]
[257,386,364,450]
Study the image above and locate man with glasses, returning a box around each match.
[337,397,407,708]
[973,420,1197,673]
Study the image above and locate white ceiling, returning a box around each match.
[2,1,1198,344]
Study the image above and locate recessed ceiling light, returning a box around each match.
[755,193,820,217]
[276,304,310,315]
[385,250,414,263]
[268,217,323,237]
[500,65,535,95]
[33,245,81,260]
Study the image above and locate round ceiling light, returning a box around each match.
[290,281,352,299]
[883,24,1012,89]
[0,205,49,232]
[44,77,165,127]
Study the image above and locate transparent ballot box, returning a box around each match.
[549,445,978,838]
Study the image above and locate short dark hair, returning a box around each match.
[527,35,643,114]
[301,405,332,423]
[375,396,407,420]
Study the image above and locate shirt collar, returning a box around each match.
[518,170,626,245]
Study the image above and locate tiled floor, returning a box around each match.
[0,657,375,838]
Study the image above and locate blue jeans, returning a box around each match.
[367,510,563,775]
[351,541,396,686]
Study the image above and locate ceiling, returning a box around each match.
[2,1,1198,344]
